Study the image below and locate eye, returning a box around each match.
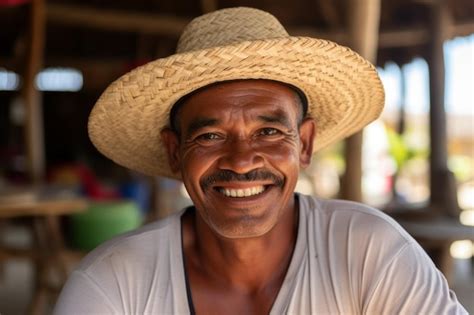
[258,128,281,136]
[195,132,222,142]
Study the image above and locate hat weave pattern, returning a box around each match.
[177,7,288,52]
[88,7,384,179]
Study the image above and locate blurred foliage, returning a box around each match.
[387,128,409,169]
[449,155,474,182]
[386,127,428,171]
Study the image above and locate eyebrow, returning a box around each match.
[184,111,293,136]
[186,118,219,136]
[257,112,292,129]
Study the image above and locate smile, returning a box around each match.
[218,186,266,198]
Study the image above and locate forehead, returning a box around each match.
[174,80,301,126]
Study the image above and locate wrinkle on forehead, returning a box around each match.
[171,80,305,135]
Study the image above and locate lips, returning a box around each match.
[218,185,266,198]
[201,169,284,192]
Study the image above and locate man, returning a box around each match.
[55,7,467,314]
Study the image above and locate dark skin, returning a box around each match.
[161,80,316,314]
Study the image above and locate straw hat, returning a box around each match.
[88,7,384,179]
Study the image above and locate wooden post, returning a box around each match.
[398,68,407,135]
[341,0,381,202]
[46,4,188,36]
[427,0,460,216]
[23,0,46,185]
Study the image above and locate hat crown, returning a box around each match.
[177,7,289,53]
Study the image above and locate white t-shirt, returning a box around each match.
[54,194,467,314]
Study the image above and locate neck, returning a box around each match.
[182,196,299,292]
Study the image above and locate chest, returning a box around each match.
[186,267,284,315]
[191,289,276,315]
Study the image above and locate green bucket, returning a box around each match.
[69,201,142,251]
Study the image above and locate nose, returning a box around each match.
[217,139,264,174]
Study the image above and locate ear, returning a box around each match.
[160,128,181,174]
[298,117,316,168]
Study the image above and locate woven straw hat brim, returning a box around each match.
[88,36,384,179]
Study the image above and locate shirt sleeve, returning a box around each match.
[363,241,468,315]
[54,270,119,315]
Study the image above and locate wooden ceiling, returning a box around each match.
[1,0,473,91]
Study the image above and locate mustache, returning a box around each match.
[200,169,284,191]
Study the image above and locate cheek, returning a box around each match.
[259,142,300,165]
[181,140,301,176]
[180,146,220,176]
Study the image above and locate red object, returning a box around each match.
[49,163,120,200]
[0,0,30,7]
[75,164,120,200]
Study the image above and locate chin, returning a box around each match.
[207,214,276,239]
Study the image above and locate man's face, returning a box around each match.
[162,80,315,239]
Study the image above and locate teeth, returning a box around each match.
[220,186,265,198]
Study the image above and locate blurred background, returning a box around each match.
[0,0,472,314]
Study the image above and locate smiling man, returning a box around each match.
[55,7,467,315]
[162,80,312,241]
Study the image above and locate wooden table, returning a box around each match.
[0,197,88,315]
[398,218,474,242]
[398,217,474,285]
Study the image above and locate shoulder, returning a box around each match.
[293,195,468,313]
[55,209,190,314]
[298,193,414,246]
[76,209,184,272]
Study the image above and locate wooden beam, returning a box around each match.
[427,0,460,216]
[292,27,413,47]
[451,21,474,38]
[46,3,189,36]
[429,1,449,174]
[291,24,472,49]
[45,4,473,48]
[378,28,429,48]
[377,22,473,47]
[23,0,46,185]
[340,0,381,202]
